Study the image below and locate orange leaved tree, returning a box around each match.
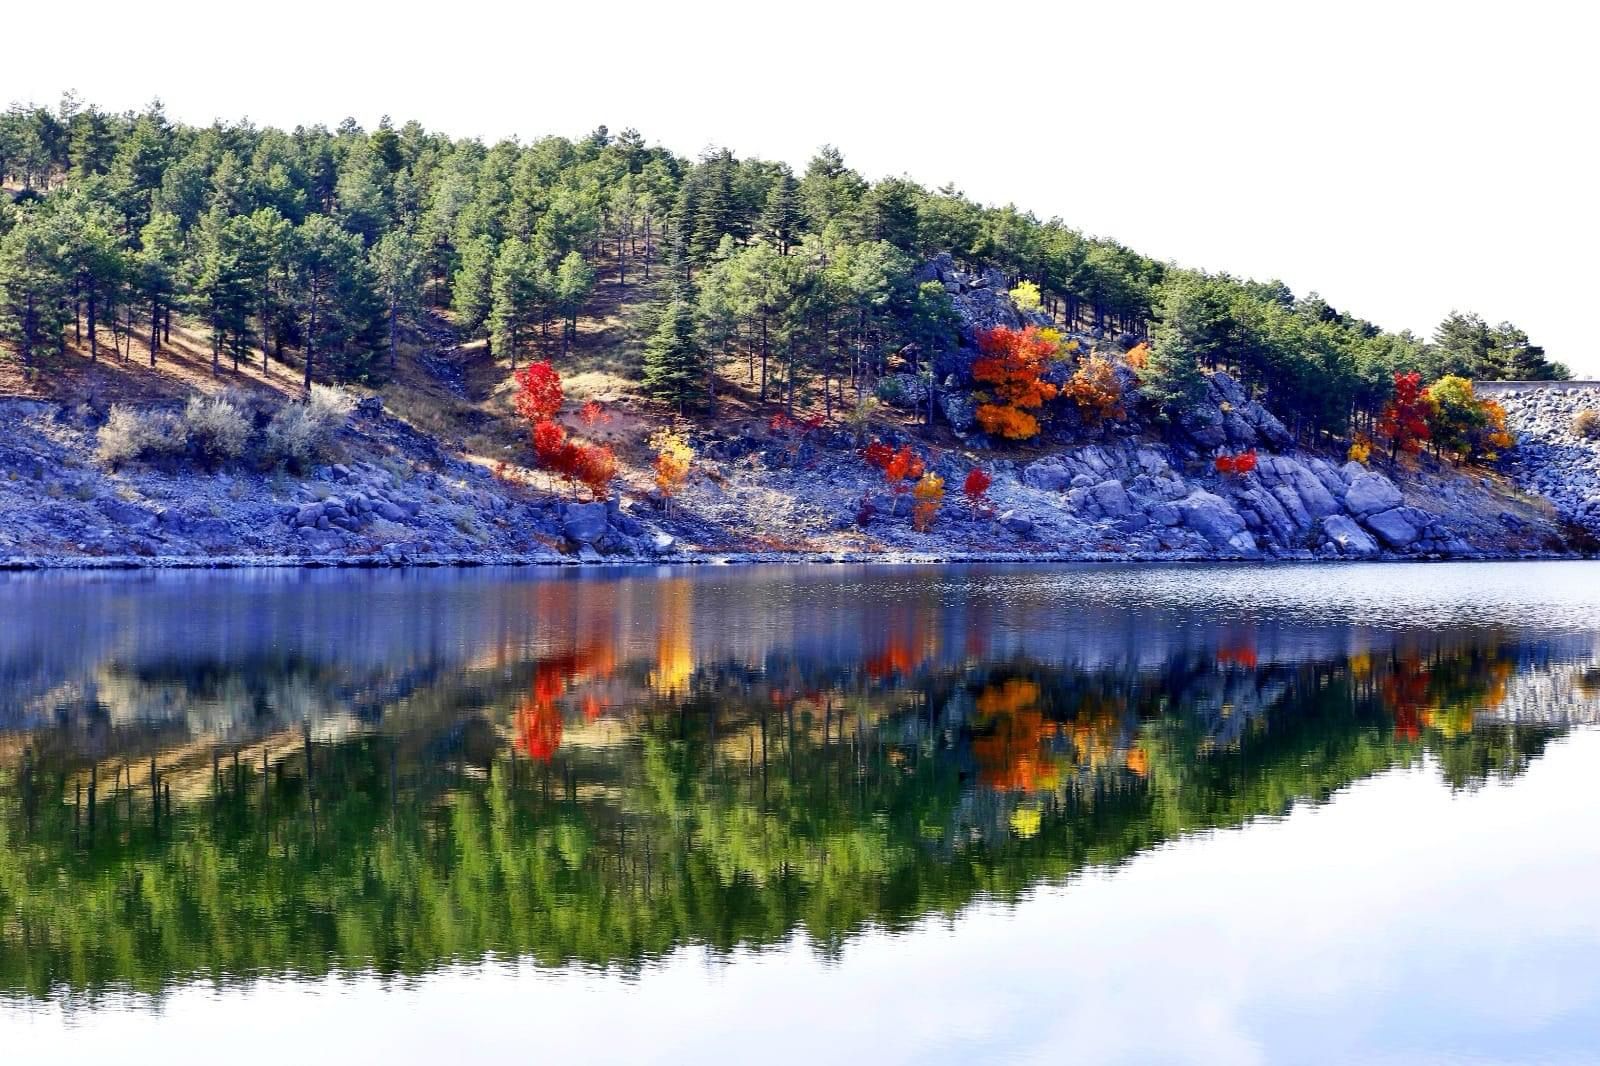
[651,428,693,514]
[864,440,925,515]
[1061,354,1125,426]
[911,472,945,532]
[972,326,1061,440]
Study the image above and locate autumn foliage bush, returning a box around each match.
[1214,449,1257,476]
[911,472,945,532]
[1347,432,1373,465]
[1378,371,1433,459]
[972,325,1061,440]
[516,361,616,500]
[962,467,992,511]
[1061,354,1125,426]
[864,440,925,516]
[650,428,693,512]
[1574,410,1600,441]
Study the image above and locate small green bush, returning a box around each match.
[96,405,186,466]
[1572,409,1600,440]
[263,385,354,470]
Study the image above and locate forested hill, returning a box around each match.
[2,97,1594,568]
[0,96,1570,425]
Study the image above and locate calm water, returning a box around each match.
[1,562,1598,1064]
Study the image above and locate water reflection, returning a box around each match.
[1,564,1597,1005]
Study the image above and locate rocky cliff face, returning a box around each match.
[1490,382,1600,537]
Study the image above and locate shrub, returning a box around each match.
[1348,432,1373,465]
[1573,409,1600,440]
[651,428,693,513]
[972,326,1062,441]
[911,472,945,532]
[962,467,992,510]
[1214,449,1257,476]
[1061,354,1126,426]
[96,405,186,466]
[264,385,353,470]
[181,396,250,465]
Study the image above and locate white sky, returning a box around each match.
[8,0,1598,375]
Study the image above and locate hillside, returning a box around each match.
[0,100,1592,566]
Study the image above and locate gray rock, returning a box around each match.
[295,503,324,527]
[373,500,407,522]
[940,392,978,433]
[1021,459,1072,492]
[1344,472,1403,517]
[1365,507,1419,548]
[96,499,156,529]
[1321,514,1380,556]
[1089,479,1133,518]
[999,511,1034,536]
[562,502,609,545]
[649,532,676,553]
[875,373,929,409]
[1175,490,1258,555]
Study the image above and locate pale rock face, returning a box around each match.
[1321,514,1380,556]
[1364,507,1420,548]
[1344,472,1404,517]
[1175,490,1256,554]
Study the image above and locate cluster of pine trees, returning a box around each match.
[0,94,1569,444]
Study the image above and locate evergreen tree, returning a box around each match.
[0,210,70,366]
[488,238,540,367]
[371,229,424,371]
[643,295,707,411]
[133,210,182,364]
[1144,279,1215,414]
[452,234,496,346]
[553,251,595,354]
[759,166,802,255]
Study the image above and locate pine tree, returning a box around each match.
[452,234,496,346]
[759,167,801,255]
[488,238,539,367]
[0,209,70,367]
[642,295,707,412]
[553,251,594,355]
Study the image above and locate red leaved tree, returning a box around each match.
[1378,371,1433,462]
[864,440,925,515]
[962,467,993,512]
[514,362,563,426]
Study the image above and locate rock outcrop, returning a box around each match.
[1492,382,1600,536]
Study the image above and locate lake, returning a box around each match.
[1,561,1598,1064]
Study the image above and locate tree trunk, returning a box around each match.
[86,289,97,360]
[149,300,160,365]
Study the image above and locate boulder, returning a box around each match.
[649,532,676,554]
[999,511,1034,536]
[1175,490,1257,555]
[373,500,408,522]
[1344,472,1403,517]
[96,499,156,529]
[1021,459,1073,492]
[940,392,978,433]
[561,502,609,545]
[875,373,929,410]
[1321,514,1379,556]
[1364,507,1419,548]
[1089,479,1133,518]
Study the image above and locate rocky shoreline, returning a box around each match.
[2,364,1593,571]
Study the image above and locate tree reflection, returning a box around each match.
[0,572,1592,1002]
